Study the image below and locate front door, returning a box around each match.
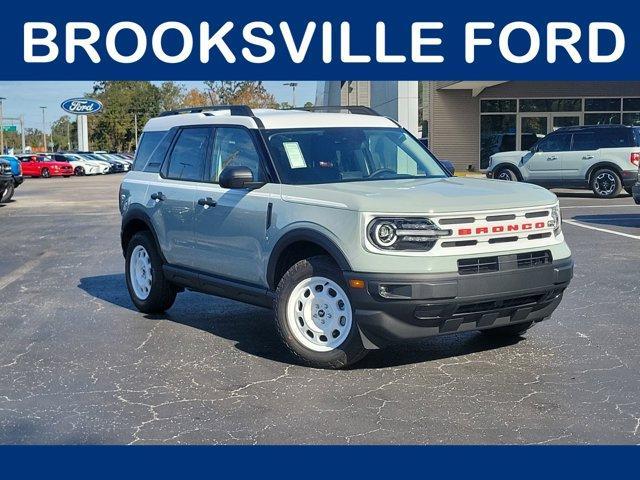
[195,126,274,287]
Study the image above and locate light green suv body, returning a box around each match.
[120,106,573,368]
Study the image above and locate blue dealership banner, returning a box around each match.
[0,445,637,478]
[1,0,639,80]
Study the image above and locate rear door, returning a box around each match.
[150,126,213,269]
[194,126,274,286]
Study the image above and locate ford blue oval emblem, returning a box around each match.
[60,98,103,115]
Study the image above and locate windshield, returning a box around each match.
[263,127,448,185]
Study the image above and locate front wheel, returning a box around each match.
[274,256,367,369]
[74,166,85,176]
[1,183,14,202]
[41,168,50,178]
[494,167,518,182]
[591,168,622,198]
[125,231,177,313]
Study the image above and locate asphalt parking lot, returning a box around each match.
[0,175,638,444]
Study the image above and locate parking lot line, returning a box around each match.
[0,252,53,291]
[563,219,640,240]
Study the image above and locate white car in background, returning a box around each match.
[47,153,108,176]
[63,153,112,174]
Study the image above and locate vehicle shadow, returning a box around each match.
[78,274,524,369]
[572,214,640,229]
[552,190,632,199]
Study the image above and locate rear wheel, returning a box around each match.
[125,231,177,313]
[41,168,50,178]
[494,167,518,182]
[481,321,534,338]
[1,183,14,203]
[274,256,367,369]
[591,168,622,198]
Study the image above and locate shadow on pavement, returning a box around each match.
[79,273,525,369]
[572,213,640,229]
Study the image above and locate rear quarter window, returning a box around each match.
[133,130,172,172]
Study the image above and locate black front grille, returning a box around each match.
[457,256,499,275]
[517,250,552,269]
[458,250,552,275]
[454,294,544,315]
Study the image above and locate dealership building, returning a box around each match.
[316,81,640,172]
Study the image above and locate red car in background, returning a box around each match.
[17,155,73,178]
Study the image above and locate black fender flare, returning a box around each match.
[585,162,624,184]
[120,206,165,261]
[267,228,352,289]
[492,163,523,181]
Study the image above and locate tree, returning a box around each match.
[203,81,278,108]
[304,101,314,108]
[182,88,210,107]
[279,102,292,110]
[158,81,186,111]
[87,81,162,151]
[50,116,77,151]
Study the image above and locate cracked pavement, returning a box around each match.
[0,176,638,444]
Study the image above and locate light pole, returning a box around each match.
[283,82,298,108]
[40,106,47,150]
[66,116,71,150]
[0,97,5,155]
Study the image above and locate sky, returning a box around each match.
[0,81,317,132]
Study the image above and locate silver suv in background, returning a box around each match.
[487,125,640,198]
[120,105,572,368]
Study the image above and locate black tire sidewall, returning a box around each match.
[274,256,366,368]
[41,168,50,178]
[125,231,176,313]
[1,183,14,202]
[75,167,85,176]
[495,167,517,181]
[591,168,622,198]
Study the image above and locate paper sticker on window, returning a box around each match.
[283,142,307,169]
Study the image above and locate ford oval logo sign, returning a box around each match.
[60,98,103,115]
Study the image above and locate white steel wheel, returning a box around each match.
[286,276,353,352]
[129,245,153,300]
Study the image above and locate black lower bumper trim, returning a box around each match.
[344,257,573,348]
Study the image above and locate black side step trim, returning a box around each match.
[163,265,273,309]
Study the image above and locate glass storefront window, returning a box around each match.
[623,98,640,111]
[623,113,640,126]
[519,99,581,112]
[480,100,517,113]
[585,98,621,111]
[584,113,621,125]
[480,115,516,169]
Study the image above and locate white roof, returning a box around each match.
[143,108,398,132]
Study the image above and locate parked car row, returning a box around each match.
[0,151,133,203]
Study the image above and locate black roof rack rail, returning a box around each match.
[293,105,380,116]
[159,105,254,117]
[555,124,631,132]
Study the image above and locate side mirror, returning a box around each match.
[219,165,265,190]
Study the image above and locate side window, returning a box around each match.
[142,129,176,173]
[133,131,167,172]
[210,128,263,182]
[596,129,633,148]
[571,132,599,151]
[166,128,210,181]
[537,134,571,152]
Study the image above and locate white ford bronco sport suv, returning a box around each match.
[486,125,640,198]
[120,105,573,368]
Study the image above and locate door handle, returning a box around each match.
[547,156,558,161]
[150,192,166,202]
[582,155,594,160]
[197,197,217,209]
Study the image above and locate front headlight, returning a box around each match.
[550,203,562,236]
[368,217,452,251]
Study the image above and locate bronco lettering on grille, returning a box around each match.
[458,222,546,236]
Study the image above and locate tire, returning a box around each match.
[74,166,85,176]
[125,231,177,314]
[590,168,622,198]
[481,321,534,338]
[41,168,50,178]
[63,175,71,178]
[494,167,518,182]
[274,255,367,369]
[1,183,14,203]
[624,187,633,195]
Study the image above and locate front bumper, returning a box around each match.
[344,256,573,348]
[633,182,640,205]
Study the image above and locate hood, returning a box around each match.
[281,177,557,214]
